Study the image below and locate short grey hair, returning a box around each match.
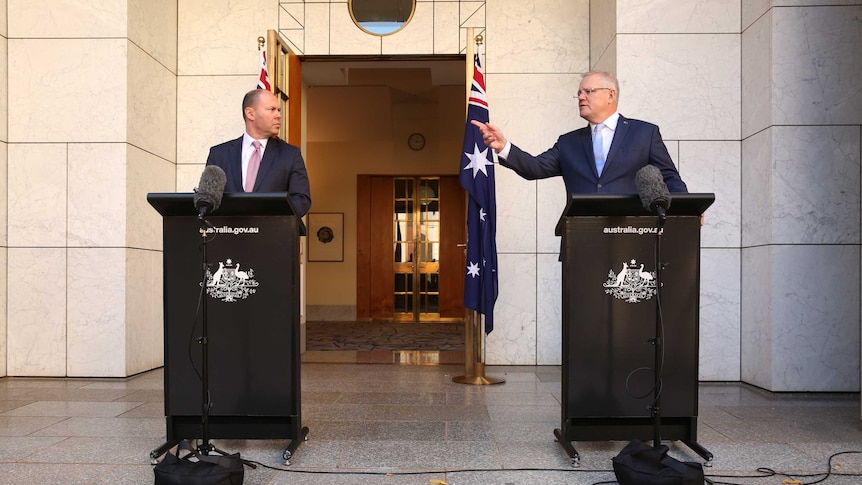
[583,71,620,98]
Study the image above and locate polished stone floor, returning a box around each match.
[0,365,860,484]
[306,321,465,351]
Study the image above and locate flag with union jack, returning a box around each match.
[459,51,498,334]
[257,48,271,90]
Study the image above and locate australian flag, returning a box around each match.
[459,52,498,334]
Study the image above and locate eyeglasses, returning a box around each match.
[575,87,611,98]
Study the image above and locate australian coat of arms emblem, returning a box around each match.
[203,258,260,302]
[602,259,657,303]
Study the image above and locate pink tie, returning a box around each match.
[245,140,261,192]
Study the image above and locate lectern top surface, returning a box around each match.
[147,192,298,217]
[560,193,714,217]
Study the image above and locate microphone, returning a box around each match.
[635,165,671,221]
[193,165,227,219]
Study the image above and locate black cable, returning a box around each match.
[242,461,615,476]
[704,451,862,484]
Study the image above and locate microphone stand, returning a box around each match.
[197,214,230,458]
[650,211,665,449]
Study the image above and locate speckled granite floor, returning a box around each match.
[0,366,860,484]
[306,321,465,351]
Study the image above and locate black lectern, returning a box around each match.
[147,192,308,464]
[552,194,714,467]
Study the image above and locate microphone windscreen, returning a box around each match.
[194,165,227,212]
[635,164,670,212]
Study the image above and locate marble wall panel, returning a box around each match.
[7,248,67,376]
[741,8,772,138]
[590,0,616,69]
[486,0,588,74]
[740,245,772,389]
[486,253,537,365]
[679,141,741,248]
[743,245,861,391]
[381,2,433,54]
[495,168,537,254]
[126,248,164,375]
[536,177,566,254]
[128,41,178,163]
[740,127,772,247]
[0,34,7,141]
[0,0,6,37]
[66,248,126,377]
[177,163,205,192]
[7,0,126,37]
[617,0,740,33]
[0,142,6,243]
[7,143,67,247]
[177,76,254,166]
[433,1,460,54]
[617,34,740,141]
[772,6,862,126]
[593,36,617,74]
[0,248,6,377]
[178,0,273,75]
[129,0,178,72]
[303,2,330,55]
[742,0,771,31]
[536,253,562,365]
[67,143,126,248]
[8,39,127,143]
[699,248,741,381]
[129,145,176,251]
[744,126,860,247]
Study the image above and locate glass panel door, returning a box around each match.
[393,177,441,322]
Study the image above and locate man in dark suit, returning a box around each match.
[472,71,687,194]
[206,89,312,216]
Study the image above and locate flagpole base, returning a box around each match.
[452,363,505,386]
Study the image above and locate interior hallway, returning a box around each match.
[0,364,860,484]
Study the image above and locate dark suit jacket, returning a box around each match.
[500,115,688,194]
[206,135,312,217]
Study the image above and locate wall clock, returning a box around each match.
[407,132,426,151]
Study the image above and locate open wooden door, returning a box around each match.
[266,30,302,145]
[265,30,306,346]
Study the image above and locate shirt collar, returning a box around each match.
[590,111,620,132]
[243,132,269,150]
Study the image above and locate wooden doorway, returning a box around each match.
[357,175,466,322]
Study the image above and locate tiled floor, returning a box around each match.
[0,365,860,484]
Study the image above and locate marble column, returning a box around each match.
[741,3,861,392]
[5,1,176,377]
[0,0,7,378]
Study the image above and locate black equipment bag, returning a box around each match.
[153,440,245,485]
[612,439,705,485]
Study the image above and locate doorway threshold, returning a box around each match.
[302,350,464,365]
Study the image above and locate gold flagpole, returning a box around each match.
[453,29,504,386]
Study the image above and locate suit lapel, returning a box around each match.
[579,127,599,179]
[228,136,244,191]
[253,138,278,191]
[605,115,630,174]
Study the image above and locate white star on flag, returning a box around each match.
[466,261,481,278]
[463,143,493,179]
[479,208,486,222]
